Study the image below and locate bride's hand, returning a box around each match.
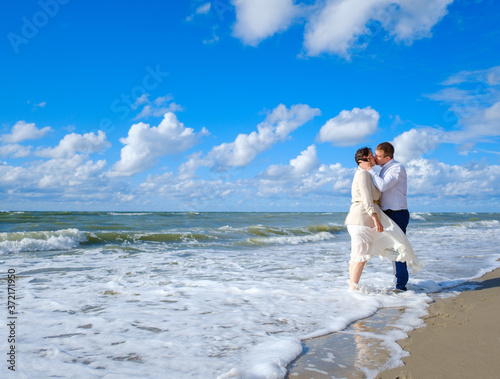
[372,214,384,233]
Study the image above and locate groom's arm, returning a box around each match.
[368,166,401,192]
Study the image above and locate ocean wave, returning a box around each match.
[459,219,500,229]
[0,229,87,254]
[433,218,500,231]
[410,212,432,221]
[86,231,219,244]
[107,212,150,216]
[248,231,336,245]
[0,221,348,253]
[246,224,343,237]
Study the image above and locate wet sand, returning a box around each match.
[287,267,500,378]
[377,267,500,378]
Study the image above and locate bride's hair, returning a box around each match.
[354,147,372,165]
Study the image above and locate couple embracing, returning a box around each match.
[345,142,422,291]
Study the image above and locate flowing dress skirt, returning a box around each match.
[347,207,423,273]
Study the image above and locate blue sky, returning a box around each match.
[1,0,499,212]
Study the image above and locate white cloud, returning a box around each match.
[0,144,31,158]
[0,153,113,206]
[424,87,470,103]
[138,172,243,211]
[179,103,320,178]
[303,0,453,57]
[387,0,454,43]
[232,0,302,46]
[138,143,353,209]
[32,101,47,110]
[441,65,500,86]
[257,145,354,199]
[36,155,108,189]
[196,2,212,15]
[318,106,379,146]
[2,121,52,143]
[484,101,500,121]
[258,160,354,199]
[132,94,150,109]
[110,112,209,177]
[225,0,454,57]
[304,0,385,57]
[0,130,110,194]
[392,128,445,163]
[134,95,184,120]
[187,2,212,22]
[263,144,319,179]
[36,131,110,159]
[406,158,500,199]
[426,65,500,151]
[289,144,319,174]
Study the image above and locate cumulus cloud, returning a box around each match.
[406,158,500,199]
[2,121,52,143]
[138,171,243,211]
[36,155,108,190]
[318,106,380,146]
[392,128,445,163]
[110,112,209,177]
[0,152,113,205]
[36,131,110,159]
[289,144,319,174]
[0,127,118,203]
[179,103,321,178]
[258,160,353,198]
[232,0,302,45]
[304,0,385,57]
[225,0,453,57]
[262,144,319,180]
[304,0,454,57]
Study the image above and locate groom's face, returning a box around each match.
[374,149,390,166]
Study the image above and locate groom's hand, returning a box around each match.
[359,161,372,171]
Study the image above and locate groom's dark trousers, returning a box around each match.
[384,209,410,291]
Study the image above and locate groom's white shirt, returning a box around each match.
[368,159,407,211]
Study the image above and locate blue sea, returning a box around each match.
[1,211,499,378]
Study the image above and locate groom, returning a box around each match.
[359,142,410,291]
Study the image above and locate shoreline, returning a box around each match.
[377,266,500,378]
[286,266,500,378]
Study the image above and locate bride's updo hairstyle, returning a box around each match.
[354,147,372,165]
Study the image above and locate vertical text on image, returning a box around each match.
[6,268,17,372]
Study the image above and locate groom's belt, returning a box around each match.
[383,209,408,214]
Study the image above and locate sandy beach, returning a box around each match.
[287,266,500,378]
[377,266,500,378]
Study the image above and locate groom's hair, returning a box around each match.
[376,142,394,158]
